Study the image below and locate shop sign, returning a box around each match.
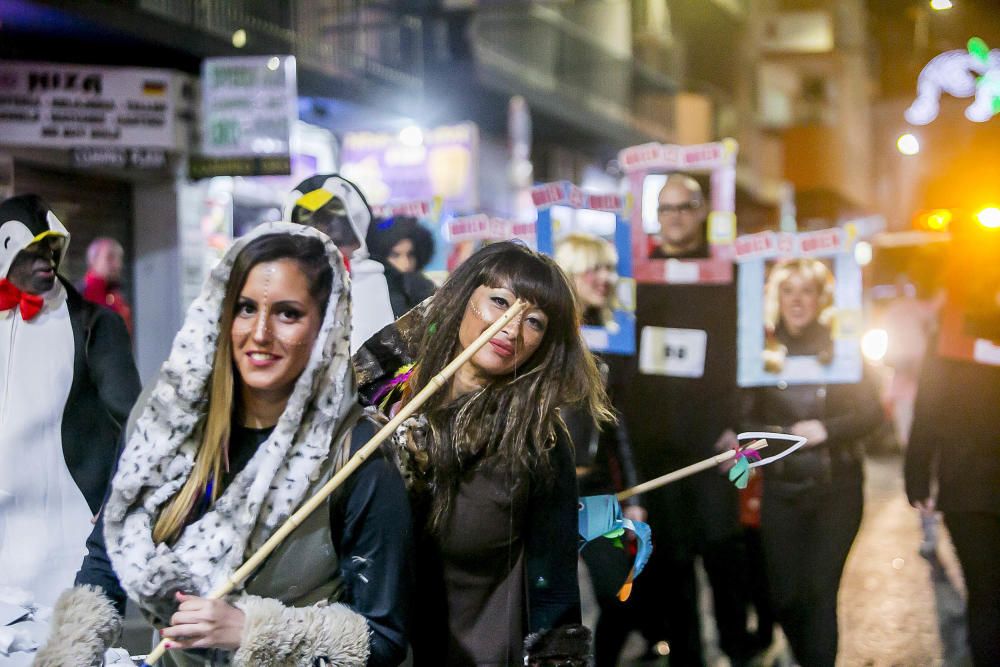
[71,147,166,169]
[0,61,183,149]
[188,155,291,180]
[341,123,479,212]
[201,56,297,158]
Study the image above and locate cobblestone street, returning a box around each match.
[837,456,966,667]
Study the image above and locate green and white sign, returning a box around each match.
[201,55,297,159]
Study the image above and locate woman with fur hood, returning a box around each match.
[35,223,412,666]
[354,241,611,666]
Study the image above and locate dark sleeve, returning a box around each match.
[739,388,770,433]
[88,308,142,427]
[331,421,413,667]
[74,435,128,616]
[823,365,884,445]
[525,433,581,633]
[904,352,942,504]
[604,413,642,504]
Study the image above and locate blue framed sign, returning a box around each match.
[533,182,636,355]
[736,228,863,387]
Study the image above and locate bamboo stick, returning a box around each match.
[143,300,528,665]
[616,439,767,503]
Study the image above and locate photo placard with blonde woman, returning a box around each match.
[735,229,864,387]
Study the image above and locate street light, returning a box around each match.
[976,206,1000,229]
[929,0,953,10]
[897,133,921,155]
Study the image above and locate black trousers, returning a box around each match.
[619,473,751,666]
[760,476,862,667]
[943,512,1000,667]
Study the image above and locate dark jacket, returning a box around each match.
[905,348,1000,514]
[63,278,141,513]
[382,264,436,319]
[77,418,413,665]
[563,354,641,502]
[741,328,882,496]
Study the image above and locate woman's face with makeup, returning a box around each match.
[457,284,548,377]
[230,259,323,402]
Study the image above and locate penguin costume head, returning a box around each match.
[1,194,69,295]
[284,174,372,263]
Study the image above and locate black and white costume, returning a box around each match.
[0,194,140,608]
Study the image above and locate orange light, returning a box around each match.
[927,209,952,230]
[976,206,1000,229]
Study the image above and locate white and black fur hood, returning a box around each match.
[102,222,355,623]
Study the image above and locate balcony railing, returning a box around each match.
[137,0,424,90]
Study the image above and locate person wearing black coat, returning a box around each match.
[367,215,437,317]
[740,258,882,667]
[905,347,1000,666]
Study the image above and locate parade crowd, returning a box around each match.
[0,167,997,667]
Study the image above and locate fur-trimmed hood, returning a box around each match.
[103,222,355,624]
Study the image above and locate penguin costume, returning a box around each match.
[0,194,141,607]
[285,174,395,352]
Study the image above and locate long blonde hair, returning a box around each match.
[152,234,333,544]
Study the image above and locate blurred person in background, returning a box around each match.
[288,173,394,352]
[741,258,882,667]
[367,215,437,318]
[555,233,646,666]
[906,263,1000,666]
[0,194,140,608]
[81,237,133,334]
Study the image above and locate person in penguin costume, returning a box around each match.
[285,174,395,352]
[0,193,141,608]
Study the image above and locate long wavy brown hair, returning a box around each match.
[406,241,612,531]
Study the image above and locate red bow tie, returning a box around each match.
[0,279,45,321]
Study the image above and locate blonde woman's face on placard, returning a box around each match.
[574,265,615,310]
[778,271,822,336]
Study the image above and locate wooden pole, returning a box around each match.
[616,440,767,503]
[143,301,529,665]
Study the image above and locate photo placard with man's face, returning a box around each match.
[735,229,863,387]
[533,182,635,355]
[619,140,738,285]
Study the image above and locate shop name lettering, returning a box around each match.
[799,231,841,254]
[531,182,622,211]
[28,71,103,95]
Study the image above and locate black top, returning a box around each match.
[740,326,883,493]
[905,347,1000,514]
[76,419,412,666]
[563,354,641,503]
[619,281,740,470]
[382,264,436,319]
[410,433,581,666]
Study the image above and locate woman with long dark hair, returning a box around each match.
[36,224,411,667]
[356,241,611,666]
